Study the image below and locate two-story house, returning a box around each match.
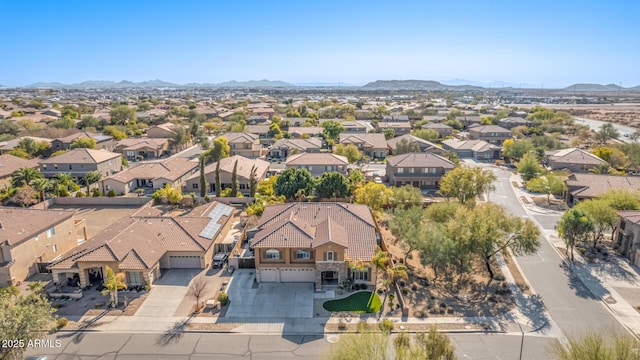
[250,202,379,290]
[386,152,456,189]
[113,138,170,160]
[468,125,512,145]
[544,148,608,173]
[285,153,349,177]
[0,207,86,286]
[39,148,123,180]
[338,133,388,159]
[614,211,640,267]
[221,133,263,158]
[268,138,322,159]
[104,158,198,195]
[421,123,454,137]
[184,155,270,195]
[376,122,412,137]
[442,139,501,160]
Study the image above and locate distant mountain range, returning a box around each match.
[19,79,640,91]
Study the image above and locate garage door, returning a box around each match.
[280,268,316,282]
[259,268,278,282]
[169,255,201,268]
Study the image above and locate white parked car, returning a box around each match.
[374,177,383,184]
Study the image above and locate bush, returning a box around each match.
[356,321,371,333]
[217,292,229,306]
[58,188,69,197]
[56,317,69,329]
[376,288,384,295]
[379,319,394,333]
[107,189,117,197]
[411,284,418,291]
[92,189,102,197]
[75,192,85,197]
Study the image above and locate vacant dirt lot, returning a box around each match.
[516,103,640,129]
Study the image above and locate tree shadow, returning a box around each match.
[156,315,194,346]
[561,261,609,300]
[58,309,110,344]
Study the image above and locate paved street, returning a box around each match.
[574,117,638,143]
[26,332,558,359]
[482,163,625,337]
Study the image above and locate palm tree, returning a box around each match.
[55,172,76,191]
[11,167,43,187]
[84,170,102,196]
[589,163,613,174]
[384,265,408,287]
[30,178,51,202]
[101,266,127,307]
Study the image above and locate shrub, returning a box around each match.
[56,317,69,329]
[411,284,418,291]
[379,319,394,333]
[217,292,229,306]
[388,294,395,302]
[76,192,85,197]
[356,321,371,333]
[92,189,102,197]
[107,189,117,197]
[376,288,384,295]
[402,288,408,295]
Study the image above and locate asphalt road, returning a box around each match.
[574,117,638,143]
[26,332,558,360]
[486,164,624,337]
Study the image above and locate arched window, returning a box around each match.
[265,249,280,259]
[296,250,311,259]
[325,251,335,261]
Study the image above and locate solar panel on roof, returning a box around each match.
[199,204,234,239]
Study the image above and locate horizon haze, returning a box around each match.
[1,0,638,88]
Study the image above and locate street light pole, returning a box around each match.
[517,322,525,360]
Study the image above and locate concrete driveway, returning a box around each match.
[225,269,314,319]
[135,269,200,317]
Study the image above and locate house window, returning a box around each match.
[129,272,142,285]
[327,165,333,171]
[68,165,72,170]
[352,267,369,281]
[409,168,414,174]
[265,249,280,259]
[421,168,427,173]
[192,183,198,189]
[46,227,55,238]
[325,251,335,261]
[308,166,313,171]
[240,183,246,189]
[295,250,311,259]
[53,244,57,253]
[126,151,135,157]
[54,164,58,170]
[42,164,47,170]
[397,168,404,174]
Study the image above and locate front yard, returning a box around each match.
[323,291,382,313]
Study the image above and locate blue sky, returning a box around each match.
[1,0,639,87]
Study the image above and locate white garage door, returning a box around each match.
[169,255,201,268]
[280,268,316,282]
[259,268,278,282]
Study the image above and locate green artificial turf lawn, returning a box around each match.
[323,291,382,313]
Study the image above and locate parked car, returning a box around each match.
[212,253,229,268]
[374,177,383,184]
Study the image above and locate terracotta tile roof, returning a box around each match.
[386,152,456,169]
[285,153,349,166]
[186,155,269,182]
[119,250,148,270]
[546,148,608,166]
[270,138,322,151]
[0,154,39,178]
[114,138,168,151]
[339,133,387,149]
[252,203,377,260]
[442,139,498,152]
[0,207,75,246]
[468,125,511,134]
[566,174,640,199]
[289,127,323,135]
[387,134,440,152]
[221,132,259,143]
[48,201,234,271]
[39,148,121,165]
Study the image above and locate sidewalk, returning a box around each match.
[510,173,640,337]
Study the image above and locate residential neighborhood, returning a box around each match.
[1,69,640,360]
